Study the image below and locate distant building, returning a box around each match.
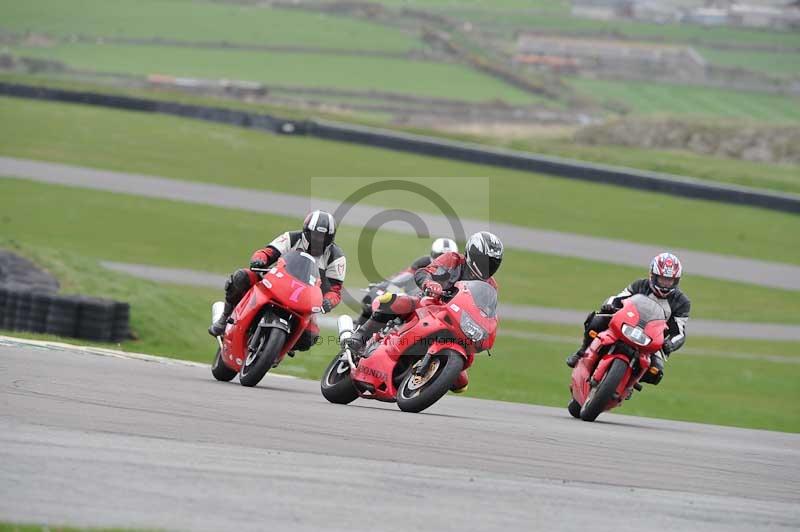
[570,0,799,30]
[515,34,706,80]
[684,7,730,25]
[570,0,633,20]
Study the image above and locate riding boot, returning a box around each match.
[343,317,383,355]
[208,301,234,337]
[566,333,593,368]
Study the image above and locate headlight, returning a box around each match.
[621,324,651,346]
[460,313,487,343]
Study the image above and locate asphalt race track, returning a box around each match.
[2,341,799,532]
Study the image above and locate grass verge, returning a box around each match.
[3,179,800,324]
[2,96,800,265]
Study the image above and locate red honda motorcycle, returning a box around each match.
[210,250,323,387]
[320,280,498,413]
[569,294,669,422]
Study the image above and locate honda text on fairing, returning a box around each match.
[320,281,499,413]
[210,250,323,387]
[568,294,670,422]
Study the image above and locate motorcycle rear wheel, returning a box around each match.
[239,328,287,387]
[396,351,464,413]
[580,358,628,422]
[211,347,237,382]
[320,354,359,404]
[567,398,581,419]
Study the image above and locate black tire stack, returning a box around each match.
[0,250,131,342]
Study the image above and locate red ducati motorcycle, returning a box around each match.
[320,280,498,413]
[210,250,323,387]
[569,294,669,422]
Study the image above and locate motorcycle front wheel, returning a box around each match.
[239,328,287,387]
[320,354,359,404]
[396,351,464,413]
[580,358,628,422]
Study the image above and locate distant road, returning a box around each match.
[2,156,799,290]
[101,261,800,341]
[2,342,798,532]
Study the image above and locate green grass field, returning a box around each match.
[568,78,800,123]
[3,240,797,433]
[697,47,800,79]
[0,0,422,52]
[7,43,539,104]
[3,178,799,325]
[459,9,800,48]
[4,72,799,196]
[3,97,800,266]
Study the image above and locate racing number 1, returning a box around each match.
[289,280,306,302]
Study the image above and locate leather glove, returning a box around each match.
[600,302,617,314]
[250,259,270,270]
[423,280,443,297]
[321,298,334,313]
[662,339,674,356]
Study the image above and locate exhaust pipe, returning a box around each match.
[211,301,225,348]
[211,301,225,325]
[337,315,354,343]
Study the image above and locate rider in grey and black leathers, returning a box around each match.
[566,253,691,385]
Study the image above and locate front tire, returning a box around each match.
[320,354,359,404]
[239,328,287,387]
[396,351,464,413]
[211,347,237,382]
[580,358,628,422]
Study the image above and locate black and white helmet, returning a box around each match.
[302,210,336,256]
[431,237,458,259]
[465,231,503,280]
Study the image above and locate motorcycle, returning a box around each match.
[569,294,670,422]
[320,280,498,413]
[354,270,422,327]
[210,250,323,387]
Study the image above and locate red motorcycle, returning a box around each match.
[320,280,498,413]
[210,250,323,387]
[569,294,669,422]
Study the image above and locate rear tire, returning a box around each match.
[320,354,359,405]
[568,398,581,419]
[239,328,287,387]
[396,351,464,413]
[580,358,628,422]
[211,347,237,382]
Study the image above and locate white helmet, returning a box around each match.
[431,238,458,259]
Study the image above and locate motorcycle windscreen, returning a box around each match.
[628,294,671,323]
[282,251,320,286]
[460,280,498,318]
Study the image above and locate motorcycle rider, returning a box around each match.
[408,237,459,272]
[345,231,503,393]
[208,210,346,354]
[354,237,458,326]
[565,252,691,385]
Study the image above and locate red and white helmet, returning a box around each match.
[649,252,682,298]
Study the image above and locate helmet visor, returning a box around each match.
[305,230,327,256]
[468,255,502,280]
[653,274,677,289]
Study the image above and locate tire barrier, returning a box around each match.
[0,251,131,342]
[0,287,131,342]
[0,81,798,213]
